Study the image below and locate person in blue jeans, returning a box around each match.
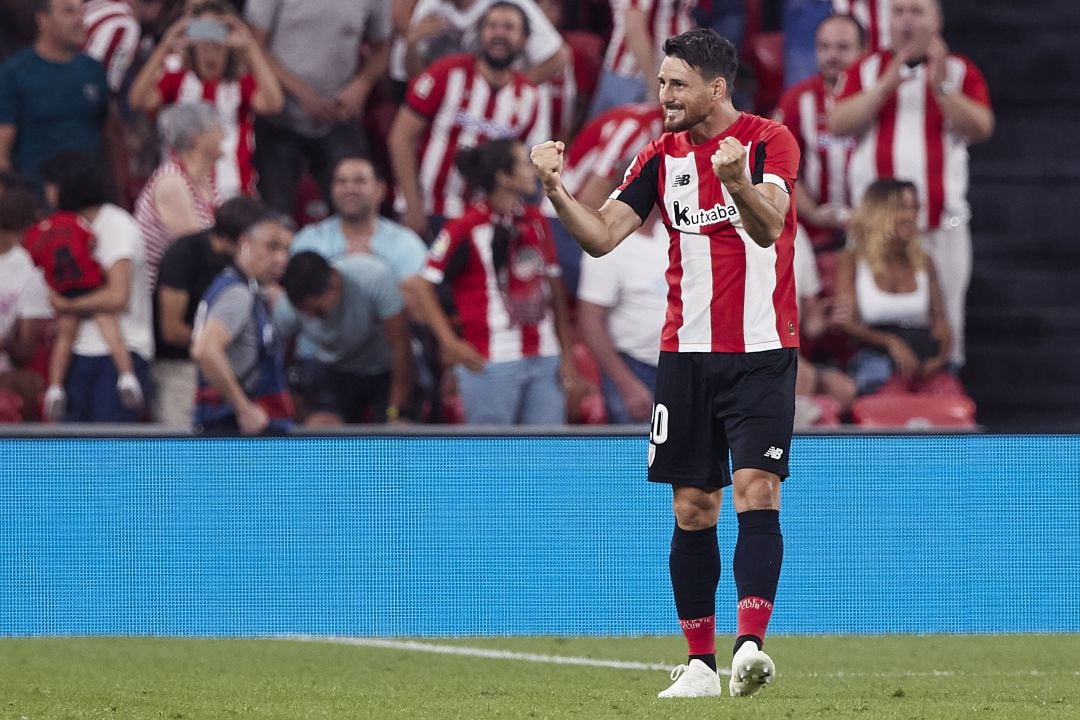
[412,138,578,425]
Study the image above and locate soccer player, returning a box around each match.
[532,28,800,698]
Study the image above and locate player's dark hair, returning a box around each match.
[481,1,531,38]
[0,183,41,232]
[454,139,519,195]
[282,251,334,306]
[663,28,739,87]
[817,13,867,48]
[40,150,114,212]
[213,196,275,243]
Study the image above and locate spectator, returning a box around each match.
[832,0,890,52]
[153,196,263,429]
[834,178,961,396]
[0,177,50,421]
[829,0,994,367]
[535,0,598,142]
[128,2,284,200]
[292,156,427,316]
[245,0,391,216]
[412,138,577,425]
[41,151,155,423]
[25,180,145,421]
[588,0,697,119]
[190,204,293,435]
[394,0,569,91]
[134,101,223,290]
[0,0,110,189]
[540,101,663,296]
[576,217,667,424]
[83,0,156,94]
[388,1,549,240]
[773,13,863,257]
[277,251,412,425]
[791,223,856,422]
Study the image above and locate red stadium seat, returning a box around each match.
[742,31,784,116]
[851,394,977,429]
[0,389,24,423]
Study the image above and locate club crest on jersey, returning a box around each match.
[671,200,739,227]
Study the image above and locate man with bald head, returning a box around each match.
[828,0,994,368]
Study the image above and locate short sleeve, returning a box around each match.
[405,60,449,118]
[422,223,470,285]
[835,54,869,101]
[793,224,822,299]
[386,224,428,279]
[156,234,196,291]
[368,264,405,319]
[753,124,800,192]
[208,284,254,337]
[576,252,619,308]
[271,293,300,338]
[520,0,564,66]
[94,208,139,268]
[609,141,661,222]
[19,264,54,320]
[959,58,991,107]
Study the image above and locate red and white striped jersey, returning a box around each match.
[831,0,889,53]
[404,53,547,219]
[603,0,697,79]
[422,202,561,362]
[537,43,599,142]
[773,74,854,246]
[836,50,991,229]
[541,102,664,217]
[83,0,141,93]
[611,113,801,353]
[158,70,258,199]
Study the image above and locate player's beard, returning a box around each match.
[481,47,518,70]
[663,105,707,133]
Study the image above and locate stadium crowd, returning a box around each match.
[0,0,991,432]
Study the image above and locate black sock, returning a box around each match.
[733,510,783,655]
[670,524,720,669]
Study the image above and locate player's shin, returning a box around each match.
[669,524,721,670]
[732,509,783,652]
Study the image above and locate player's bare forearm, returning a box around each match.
[726,179,787,248]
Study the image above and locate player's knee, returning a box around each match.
[672,490,720,529]
[732,471,780,511]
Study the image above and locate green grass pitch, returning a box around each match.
[2,635,1078,719]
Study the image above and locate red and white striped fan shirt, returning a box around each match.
[832,0,890,53]
[611,113,801,353]
[603,0,697,79]
[405,53,547,219]
[422,202,561,362]
[541,102,664,216]
[773,74,855,247]
[158,70,258,199]
[836,50,991,229]
[83,0,141,93]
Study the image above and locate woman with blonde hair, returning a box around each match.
[834,178,964,396]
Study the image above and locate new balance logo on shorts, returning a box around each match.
[672,174,691,187]
[763,446,784,460]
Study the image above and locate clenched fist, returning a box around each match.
[711,136,748,186]
[531,140,565,193]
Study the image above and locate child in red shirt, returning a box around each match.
[23,212,144,420]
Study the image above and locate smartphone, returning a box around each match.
[186,18,229,42]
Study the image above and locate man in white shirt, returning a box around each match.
[43,152,154,422]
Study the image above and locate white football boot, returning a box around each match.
[116,371,144,410]
[657,658,722,698]
[728,640,775,697]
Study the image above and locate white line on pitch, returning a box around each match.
[282,635,682,673]
[279,636,1080,678]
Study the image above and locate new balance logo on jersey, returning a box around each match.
[672,200,739,227]
[672,174,692,187]
[763,446,784,460]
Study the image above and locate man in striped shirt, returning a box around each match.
[389,0,547,241]
[773,13,864,254]
[82,0,154,94]
[829,0,994,366]
[533,28,799,700]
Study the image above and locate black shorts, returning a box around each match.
[296,360,390,423]
[647,349,797,489]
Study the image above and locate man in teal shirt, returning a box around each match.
[276,251,412,425]
[0,0,109,188]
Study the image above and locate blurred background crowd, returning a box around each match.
[0,0,1006,432]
